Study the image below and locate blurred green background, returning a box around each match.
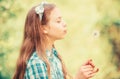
[0,0,120,79]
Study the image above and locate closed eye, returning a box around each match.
[57,20,61,23]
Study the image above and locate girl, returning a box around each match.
[13,1,99,79]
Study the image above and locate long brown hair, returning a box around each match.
[13,3,70,79]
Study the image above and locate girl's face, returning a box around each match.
[44,7,67,41]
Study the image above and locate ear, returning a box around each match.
[42,25,49,34]
[43,30,48,34]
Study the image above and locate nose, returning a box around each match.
[63,21,67,27]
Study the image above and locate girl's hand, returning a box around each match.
[74,59,99,79]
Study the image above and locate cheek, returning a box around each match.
[50,23,63,32]
[48,25,65,38]
[50,26,62,34]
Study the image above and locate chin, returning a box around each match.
[56,36,65,40]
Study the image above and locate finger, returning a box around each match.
[87,72,96,78]
[93,68,99,73]
[88,68,99,77]
[81,65,94,72]
[88,60,95,68]
[83,71,95,79]
[82,67,99,78]
[82,59,92,66]
[82,68,93,72]
[82,65,94,69]
[81,67,99,75]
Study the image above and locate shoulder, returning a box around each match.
[26,51,47,69]
[24,52,48,79]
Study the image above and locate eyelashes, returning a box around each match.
[57,20,61,23]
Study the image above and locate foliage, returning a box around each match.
[0,0,23,79]
[94,0,120,78]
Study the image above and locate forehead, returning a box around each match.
[49,7,62,20]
